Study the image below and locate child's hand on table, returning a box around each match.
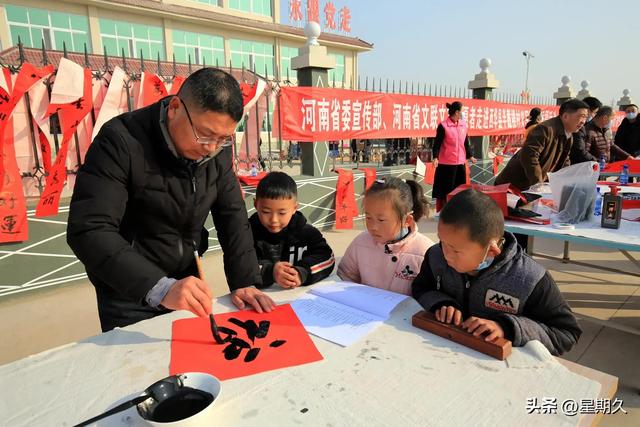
[435,306,505,342]
[462,317,505,342]
[434,305,463,326]
[273,261,302,289]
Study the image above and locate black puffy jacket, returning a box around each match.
[250,212,335,288]
[67,99,261,303]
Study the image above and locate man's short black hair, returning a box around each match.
[582,96,602,112]
[559,98,590,115]
[256,172,298,200]
[178,68,244,122]
[439,189,504,246]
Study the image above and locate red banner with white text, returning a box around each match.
[280,86,602,141]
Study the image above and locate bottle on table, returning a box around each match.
[250,163,258,177]
[599,155,606,172]
[594,187,602,216]
[620,164,629,185]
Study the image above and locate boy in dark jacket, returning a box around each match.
[250,172,335,288]
[411,189,581,355]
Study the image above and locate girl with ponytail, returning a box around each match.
[337,177,434,295]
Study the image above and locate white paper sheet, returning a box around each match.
[414,156,426,177]
[49,58,84,105]
[92,66,128,140]
[0,286,604,427]
[507,192,521,209]
[290,293,384,346]
[310,280,407,318]
[27,75,54,147]
[0,68,8,92]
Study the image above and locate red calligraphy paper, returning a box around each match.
[0,117,28,243]
[36,125,52,173]
[0,68,13,183]
[0,64,54,180]
[493,155,504,176]
[11,63,55,101]
[360,167,376,190]
[240,82,258,107]
[465,163,471,185]
[424,162,435,185]
[141,72,167,107]
[169,76,186,95]
[334,168,358,230]
[241,78,267,115]
[36,68,92,217]
[170,304,323,380]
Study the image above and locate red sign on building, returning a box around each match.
[339,6,351,32]
[289,0,304,22]
[307,0,320,23]
[289,0,351,34]
[324,2,337,30]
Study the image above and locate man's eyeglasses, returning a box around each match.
[179,98,235,147]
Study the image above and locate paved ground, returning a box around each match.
[0,217,638,426]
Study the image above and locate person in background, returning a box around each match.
[431,101,476,212]
[614,104,640,158]
[495,98,589,191]
[585,106,635,163]
[328,140,340,158]
[569,96,602,164]
[350,139,359,162]
[524,107,542,139]
[495,98,589,252]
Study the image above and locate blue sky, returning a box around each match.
[283,0,638,106]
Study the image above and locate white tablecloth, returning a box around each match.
[0,284,601,427]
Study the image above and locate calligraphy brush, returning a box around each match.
[194,251,225,344]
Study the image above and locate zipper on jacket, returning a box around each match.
[179,164,198,271]
[436,275,441,290]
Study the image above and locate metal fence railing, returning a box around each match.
[0,40,533,195]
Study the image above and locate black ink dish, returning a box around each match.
[136,372,221,426]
